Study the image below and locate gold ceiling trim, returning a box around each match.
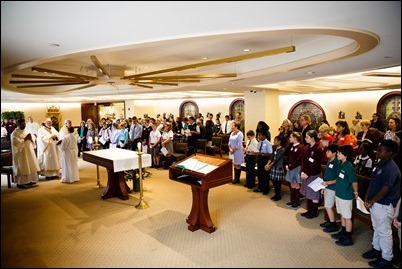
[362,72,401,77]
[10,80,87,84]
[31,67,98,81]
[135,79,201,83]
[16,81,90,88]
[90,55,111,79]
[131,81,179,86]
[133,74,238,79]
[122,46,295,79]
[130,83,153,89]
[11,74,87,80]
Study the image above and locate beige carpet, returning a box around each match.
[0,158,384,268]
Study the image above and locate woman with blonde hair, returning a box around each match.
[356,119,380,149]
[279,119,293,139]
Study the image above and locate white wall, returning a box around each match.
[1,103,82,126]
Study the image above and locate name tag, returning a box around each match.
[340,137,344,140]
[309,157,314,163]
[339,173,345,179]
[329,164,333,168]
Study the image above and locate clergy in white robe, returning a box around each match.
[37,118,61,178]
[11,118,40,187]
[58,126,80,183]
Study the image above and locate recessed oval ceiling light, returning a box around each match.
[201,57,209,60]
[242,48,251,52]
[305,71,315,75]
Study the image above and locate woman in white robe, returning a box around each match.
[11,118,40,187]
[58,126,80,183]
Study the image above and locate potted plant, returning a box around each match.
[1,111,25,121]
[124,169,152,192]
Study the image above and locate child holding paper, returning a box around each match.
[300,130,324,218]
[331,144,358,247]
[320,143,340,233]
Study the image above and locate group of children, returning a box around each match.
[240,128,400,260]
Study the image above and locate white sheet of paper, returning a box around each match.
[178,158,208,173]
[307,177,325,192]
[99,136,106,145]
[161,146,168,156]
[196,164,218,174]
[142,145,148,154]
[356,196,370,214]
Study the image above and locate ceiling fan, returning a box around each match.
[8,46,295,93]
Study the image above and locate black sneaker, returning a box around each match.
[286,202,293,207]
[323,224,339,233]
[290,204,299,209]
[320,221,332,228]
[304,212,318,219]
[331,231,346,240]
[362,248,382,260]
[368,257,394,268]
[335,236,353,246]
[301,211,310,216]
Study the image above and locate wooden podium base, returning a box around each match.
[169,154,232,234]
[186,186,216,233]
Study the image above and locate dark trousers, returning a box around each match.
[130,138,141,151]
[245,154,256,188]
[101,141,110,149]
[77,139,87,157]
[257,155,270,192]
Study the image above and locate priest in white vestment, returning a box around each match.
[11,118,40,188]
[58,126,80,183]
[37,118,61,178]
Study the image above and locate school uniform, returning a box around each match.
[254,138,272,194]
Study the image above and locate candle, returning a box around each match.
[137,142,142,152]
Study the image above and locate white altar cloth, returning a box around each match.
[84,148,152,172]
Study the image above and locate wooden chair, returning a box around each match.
[217,134,230,153]
[1,150,14,188]
[211,136,223,157]
[172,142,189,162]
[1,140,11,150]
[352,174,372,227]
[196,139,207,154]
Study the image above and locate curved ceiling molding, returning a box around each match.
[1,27,397,102]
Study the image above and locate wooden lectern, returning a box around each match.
[83,149,151,200]
[169,154,232,233]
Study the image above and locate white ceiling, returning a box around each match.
[1,1,401,103]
